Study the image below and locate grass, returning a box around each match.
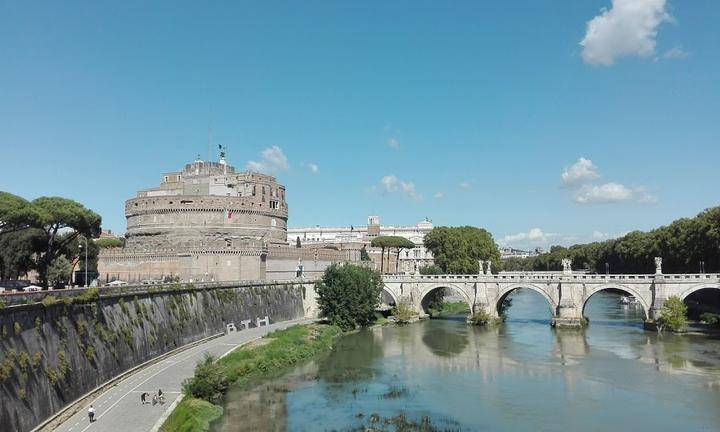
[159,397,223,432]
[162,324,341,432]
[429,301,471,317]
[220,324,341,386]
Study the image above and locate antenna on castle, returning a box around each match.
[207,121,213,163]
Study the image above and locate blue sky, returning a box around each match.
[1,1,718,250]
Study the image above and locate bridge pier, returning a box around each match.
[552,300,586,329]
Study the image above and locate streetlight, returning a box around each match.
[79,237,88,288]
[605,262,610,276]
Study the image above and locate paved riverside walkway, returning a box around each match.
[51,318,312,432]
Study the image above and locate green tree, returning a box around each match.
[390,237,415,273]
[0,229,43,279]
[0,192,38,234]
[95,238,125,249]
[47,255,72,287]
[315,263,383,330]
[29,197,101,286]
[370,236,391,272]
[419,264,443,275]
[658,296,688,332]
[423,226,501,274]
[182,353,228,404]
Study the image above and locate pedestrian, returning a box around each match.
[88,405,95,423]
[141,392,147,405]
[152,394,158,406]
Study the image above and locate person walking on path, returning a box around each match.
[88,405,95,423]
[141,392,148,405]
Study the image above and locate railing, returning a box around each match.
[382,272,720,283]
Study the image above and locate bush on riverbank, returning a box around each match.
[429,301,470,317]
[392,302,418,324]
[182,353,228,404]
[315,263,383,330]
[160,397,223,432]
[658,296,688,332]
[469,309,492,325]
[162,324,341,432]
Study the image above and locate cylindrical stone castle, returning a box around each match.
[124,157,288,249]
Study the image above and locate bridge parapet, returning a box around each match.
[382,273,720,284]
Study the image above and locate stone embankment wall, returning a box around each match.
[0,282,306,432]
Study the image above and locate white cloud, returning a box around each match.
[663,46,689,60]
[380,175,399,193]
[434,192,444,199]
[458,181,471,190]
[574,182,655,204]
[378,175,422,201]
[580,0,671,66]
[401,181,420,200]
[561,157,600,186]
[387,138,400,149]
[246,146,289,174]
[503,228,557,245]
[592,230,611,240]
[306,163,319,174]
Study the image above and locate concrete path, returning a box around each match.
[52,318,312,432]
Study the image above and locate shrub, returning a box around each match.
[392,302,417,324]
[0,298,6,309]
[658,296,688,332]
[700,312,720,326]
[469,307,492,326]
[32,352,43,369]
[182,354,228,404]
[35,317,42,332]
[41,295,59,308]
[74,287,99,303]
[315,264,383,331]
[14,322,22,335]
[18,352,30,373]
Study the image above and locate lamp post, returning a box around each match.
[79,237,88,288]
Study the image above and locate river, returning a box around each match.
[213,289,720,431]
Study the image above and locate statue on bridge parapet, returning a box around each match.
[485,260,492,275]
[478,260,484,275]
[655,257,663,275]
[562,258,572,275]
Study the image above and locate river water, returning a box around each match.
[214,289,720,431]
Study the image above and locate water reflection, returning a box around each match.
[421,317,469,358]
[218,290,720,431]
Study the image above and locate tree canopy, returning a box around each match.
[315,263,383,330]
[423,226,501,274]
[371,236,415,273]
[513,206,720,274]
[0,191,102,286]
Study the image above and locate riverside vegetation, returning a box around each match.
[161,324,342,432]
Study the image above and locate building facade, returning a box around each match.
[98,154,352,283]
[287,216,435,273]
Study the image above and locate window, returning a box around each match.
[270,200,278,209]
[163,176,169,182]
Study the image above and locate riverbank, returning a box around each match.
[429,301,471,317]
[160,323,341,432]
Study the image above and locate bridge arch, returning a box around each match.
[581,284,650,320]
[678,283,720,302]
[496,284,557,317]
[381,285,400,307]
[418,283,473,314]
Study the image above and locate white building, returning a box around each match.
[287,216,435,273]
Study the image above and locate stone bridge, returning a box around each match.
[381,267,720,327]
